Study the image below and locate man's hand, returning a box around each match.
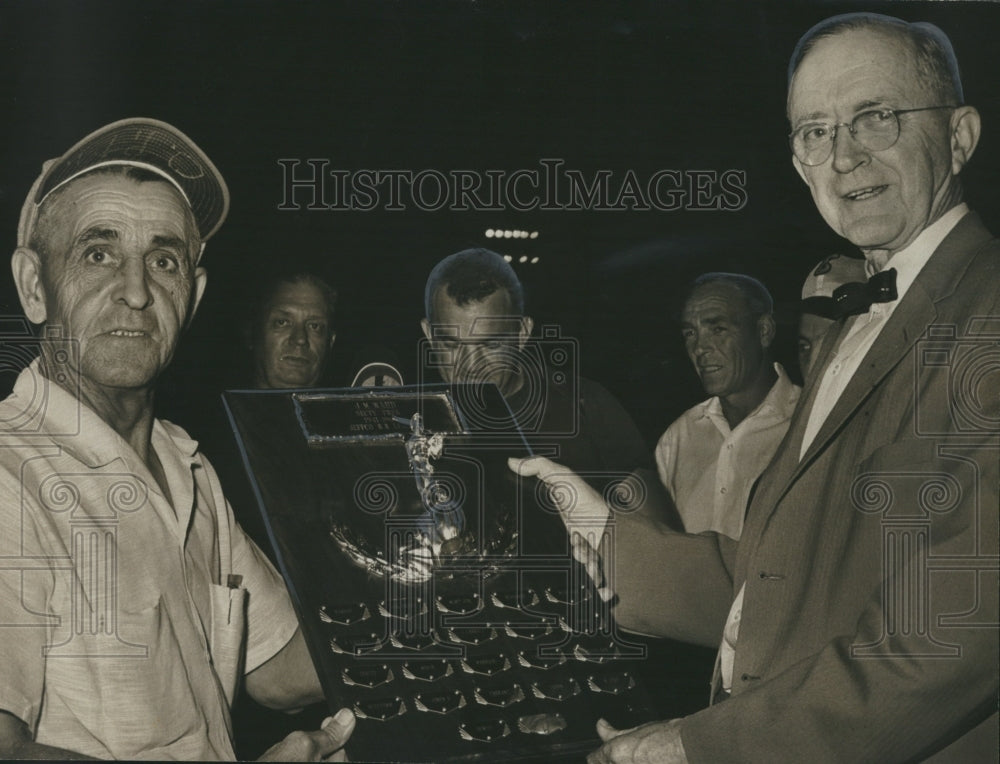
[257,708,355,762]
[508,456,614,599]
[587,717,688,764]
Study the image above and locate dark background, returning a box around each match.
[1,0,997,444]
[0,2,996,758]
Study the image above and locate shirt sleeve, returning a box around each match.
[230,519,300,673]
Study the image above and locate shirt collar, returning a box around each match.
[864,204,969,305]
[758,363,799,418]
[699,362,798,425]
[10,357,199,468]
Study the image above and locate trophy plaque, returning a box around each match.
[223,383,655,762]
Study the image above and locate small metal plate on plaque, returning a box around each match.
[294,390,467,445]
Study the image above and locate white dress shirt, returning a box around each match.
[655,363,801,539]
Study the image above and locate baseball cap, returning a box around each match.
[17,117,230,249]
[800,254,868,319]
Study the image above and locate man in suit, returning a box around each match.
[512,13,998,762]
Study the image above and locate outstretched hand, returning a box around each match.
[508,456,614,600]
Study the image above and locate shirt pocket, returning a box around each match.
[41,594,211,760]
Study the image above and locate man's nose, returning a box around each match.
[114,258,153,310]
[289,322,309,346]
[458,342,491,372]
[691,330,711,358]
[830,125,870,174]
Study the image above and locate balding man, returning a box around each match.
[515,14,998,762]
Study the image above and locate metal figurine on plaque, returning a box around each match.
[224,383,653,762]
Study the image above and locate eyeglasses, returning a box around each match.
[789,106,957,167]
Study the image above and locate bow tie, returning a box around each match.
[831,268,898,318]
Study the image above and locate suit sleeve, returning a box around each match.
[607,469,736,647]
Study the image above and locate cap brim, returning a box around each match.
[33,118,229,242]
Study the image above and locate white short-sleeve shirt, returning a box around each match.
[0,360,299,760]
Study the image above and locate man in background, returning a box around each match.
[250,272,337,389]
[422,247,649,478]
[797,253,869,378]
[656,272,799,539]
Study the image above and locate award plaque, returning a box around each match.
[223,383,655,762]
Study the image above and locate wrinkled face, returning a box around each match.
[788,29,960,254]
[681,283,769,399]
[422,289,530,399]
[254,280,335,389]
[798,312,835,377]
[33,174,204,394]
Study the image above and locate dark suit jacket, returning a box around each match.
[611,212,999,762]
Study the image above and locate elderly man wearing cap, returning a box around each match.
[513,13,998,763]
[0,119,353,760]
[796,253,868,377]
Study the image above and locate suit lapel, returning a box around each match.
[735,322,842,581]
[797,286,936,466]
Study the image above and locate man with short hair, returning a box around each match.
[656,273,800,539]
[514,13,998,762]
[250,273,337,390]
[422,247,649,478]
[0,119,353,761]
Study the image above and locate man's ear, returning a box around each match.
[420,317,433,342]
[518,316,534,349]
[184,266,209,330]
[758,313,776,350]
[11,248,48,324]
[328,331,337,349]
[949,105,981,176]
